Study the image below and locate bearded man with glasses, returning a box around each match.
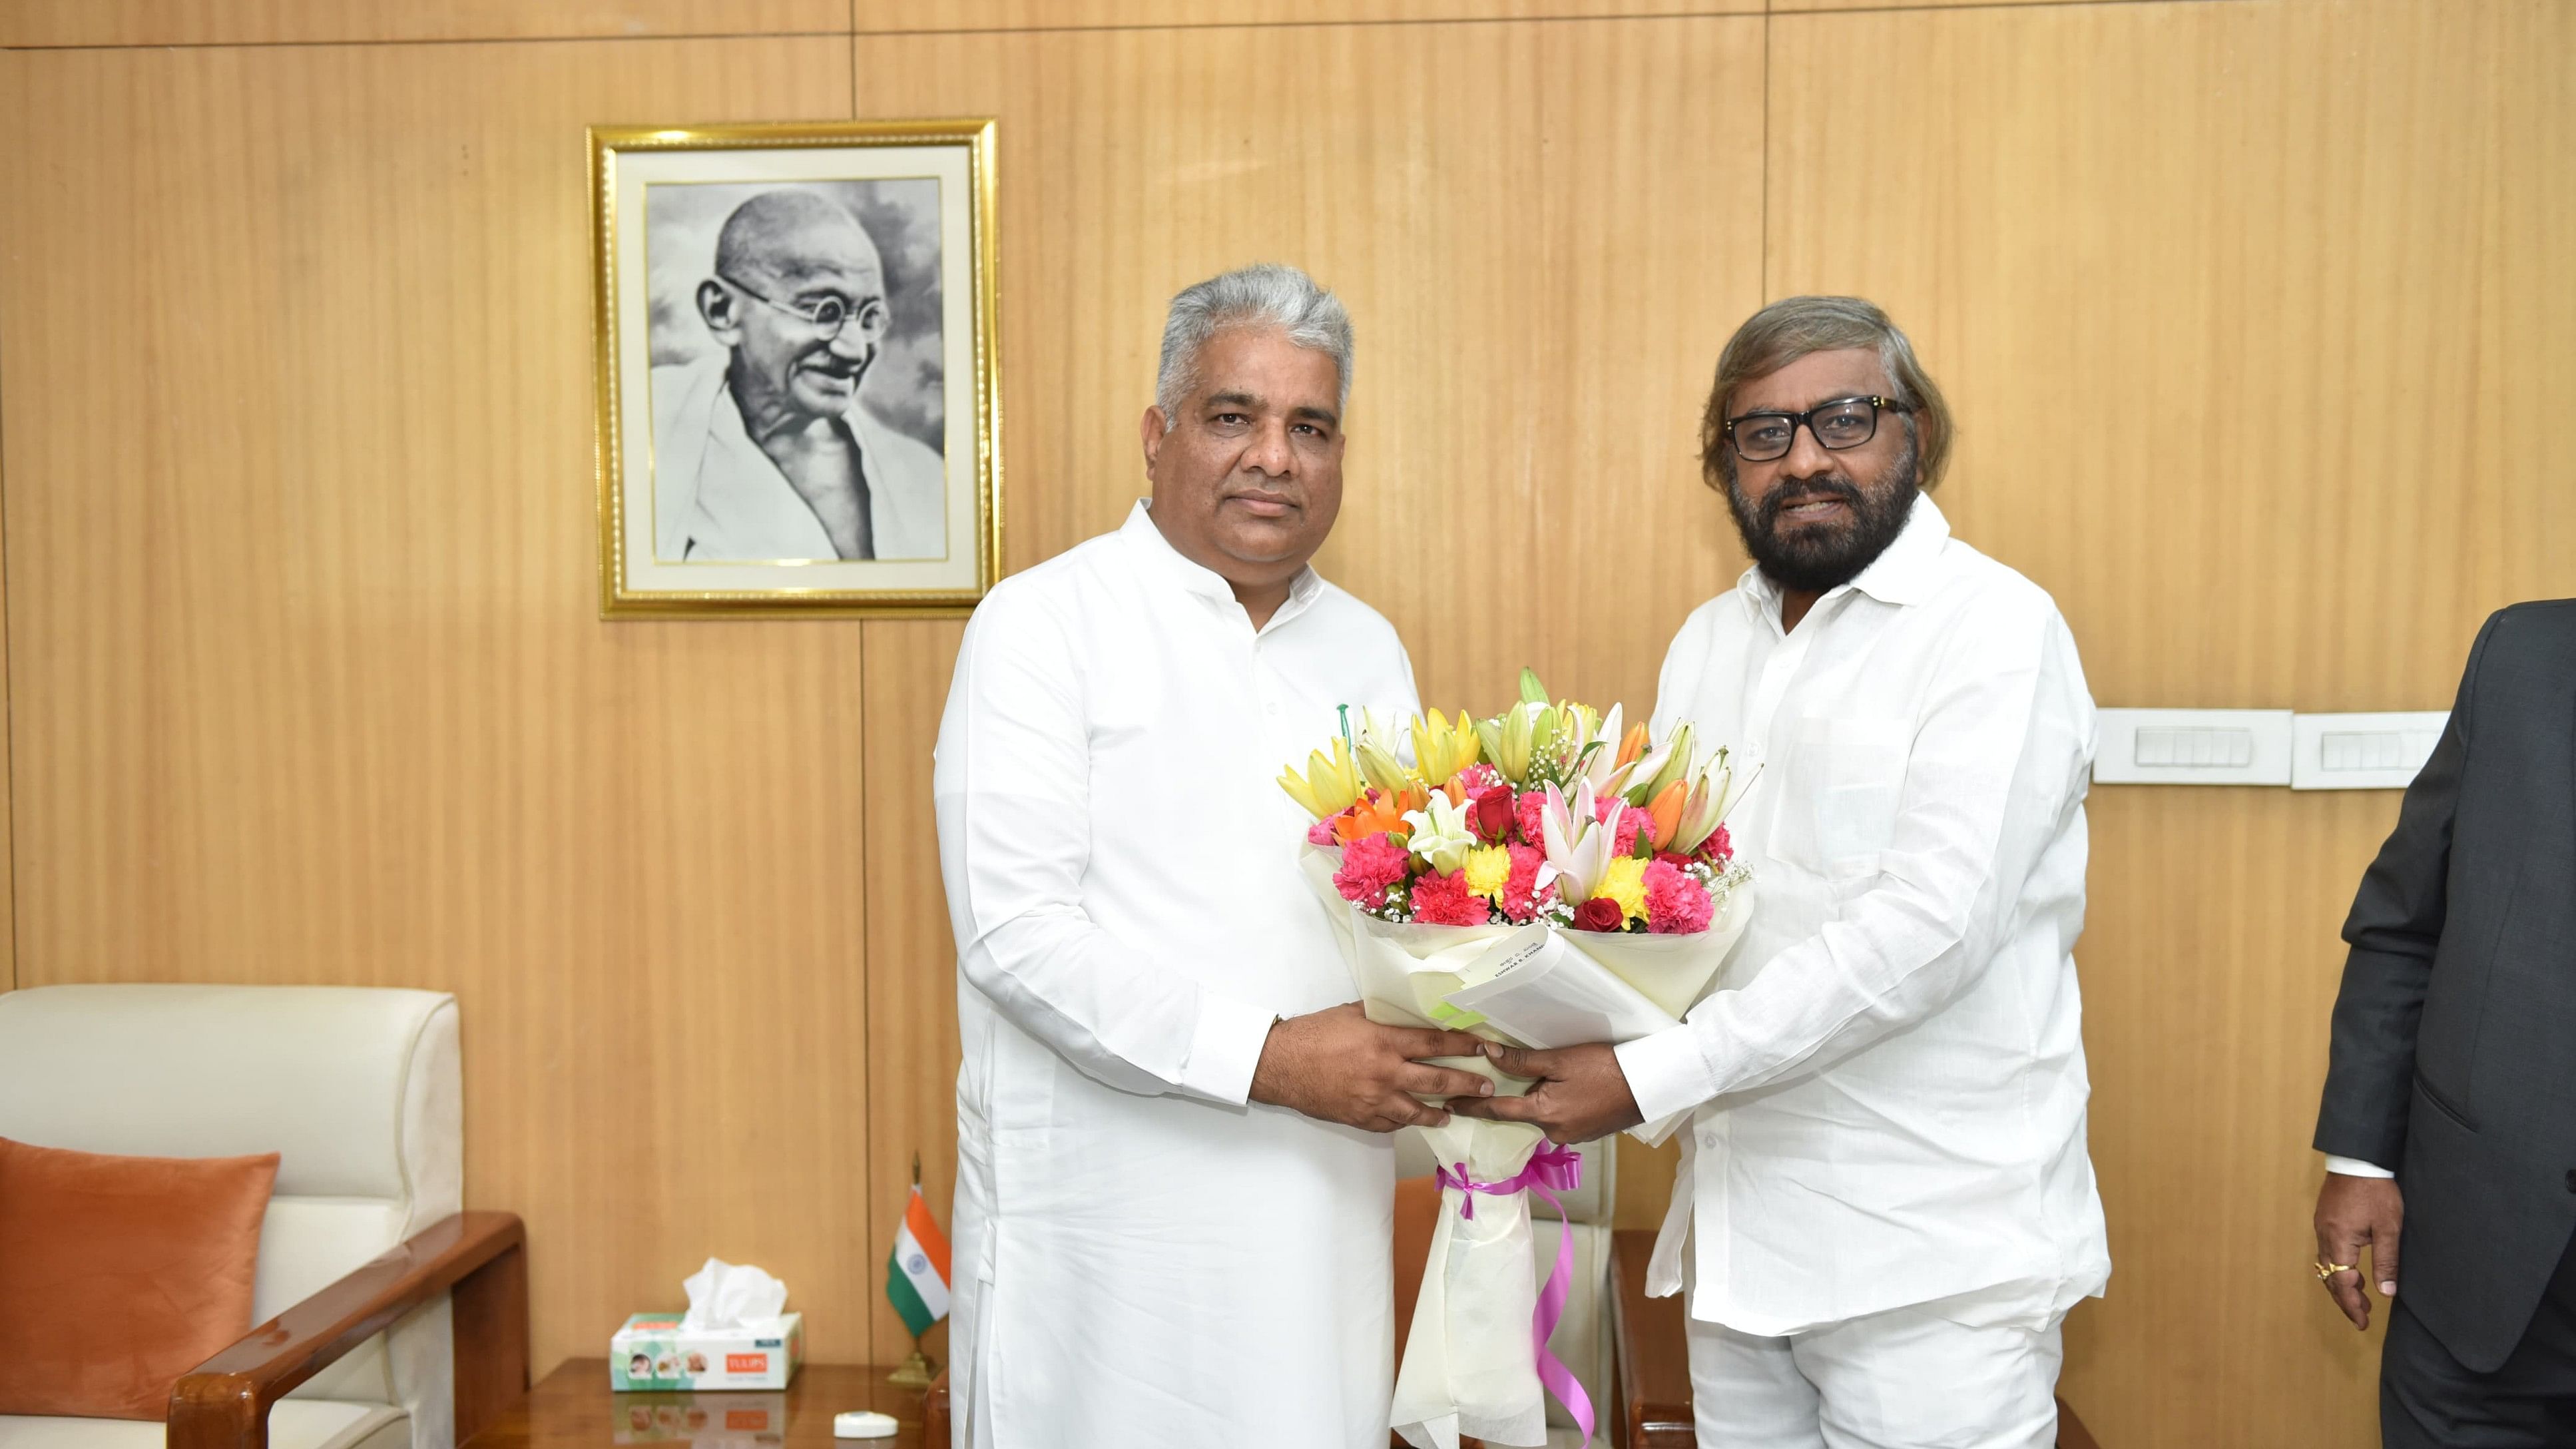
[650,188,946,562]
[1455,296,2109,1447]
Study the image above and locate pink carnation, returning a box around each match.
[1700,824,1734,866]
[1410,868,1488,926]
[1453,762,1503,794]
[1499,842,1547,923]
[1644,860,1714,934]
[1513,790,1549,848]
[1333,833,1412,909]
[1611,806,1656,858]
[1306,816,1341,848]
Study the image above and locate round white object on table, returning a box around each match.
[832,1410,900,1440]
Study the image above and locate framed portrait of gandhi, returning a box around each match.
[589,120,1000,617]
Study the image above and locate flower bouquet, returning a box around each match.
[1280,671,1755,1449]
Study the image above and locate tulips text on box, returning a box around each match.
[1280,670,1754,937]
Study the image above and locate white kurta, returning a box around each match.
[934,501,1421,1448]
[1615,494,2111,1336]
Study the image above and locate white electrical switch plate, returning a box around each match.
[2093,709,2294,786]
[2290,711,2447,790]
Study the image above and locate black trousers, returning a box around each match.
[2383,1225,2576,1447]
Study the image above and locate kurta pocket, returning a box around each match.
[1771,716,1910,876]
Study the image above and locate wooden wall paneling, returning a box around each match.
[0,38,878,1374]
[2075,787,2394,1446]
[853,1,1757,35]
[860,619,967,1366]
[0,1,851,48]
[1768,0,2575,711]
[1766,0,2576,1442]
[848,14,1764,718]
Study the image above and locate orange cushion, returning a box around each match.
[0,1135,279,1420]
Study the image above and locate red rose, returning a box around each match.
[1472,786,1516,843]
[1571,896,1625,933]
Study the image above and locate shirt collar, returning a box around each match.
[1117,499,1327,627]
[1736,491,1955,625]
[1845,491,1952,606]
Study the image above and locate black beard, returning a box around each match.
[1724,441,1920,596]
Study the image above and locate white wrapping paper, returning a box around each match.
[1297,846,1752,1447]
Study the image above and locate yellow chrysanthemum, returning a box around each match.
[1597,856,1649,925]
[1461,844,1513,903]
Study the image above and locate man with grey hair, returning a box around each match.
[1458,296,2110,1446]
[652,188,945,561]
[933,263,1491,1448]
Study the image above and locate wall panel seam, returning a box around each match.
[1766,0,2245,16]
[0,29,856,55]
[853,627,880,1367]
[848,11,1766,40]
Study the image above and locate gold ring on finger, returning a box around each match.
[2314,1261,2356,1283]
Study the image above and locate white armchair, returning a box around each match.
[0,984,526,1449]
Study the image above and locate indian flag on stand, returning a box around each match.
[886,1183,952,1340]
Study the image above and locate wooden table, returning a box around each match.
[466,1360,933,1449]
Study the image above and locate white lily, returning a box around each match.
[1352,707,1414,796]
[1402,792,1479,876]
[1669,746,1760,854]
[1538,779,1617,903]
[1574,702,1635,798]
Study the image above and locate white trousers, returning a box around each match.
[1684,1296,2064,1449]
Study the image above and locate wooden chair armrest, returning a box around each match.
[170,1211,529,1449]
[1608,1229,1692,1448]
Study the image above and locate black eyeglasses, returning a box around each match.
[1722,396,1908,462]
[716,273,890,341]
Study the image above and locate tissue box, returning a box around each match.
[610,1312,804,1391]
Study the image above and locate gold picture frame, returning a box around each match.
[589,119,1001,617]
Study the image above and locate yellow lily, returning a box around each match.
[1479,699,1556,785]
[1278,736,1365,819]
[1356,737,1414,797]
[1412,709,1482,788]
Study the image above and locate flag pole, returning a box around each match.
[888,1150,940,1390]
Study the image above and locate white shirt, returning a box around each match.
[650,356,947,561]
[933,501,1420,1448]
[1615,494,2112,1334]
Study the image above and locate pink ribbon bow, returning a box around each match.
[1432,1143,1595,1442]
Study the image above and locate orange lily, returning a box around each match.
[1645,781,1686,852]
[1334,784,1423,844]
[1615,724,1650,772]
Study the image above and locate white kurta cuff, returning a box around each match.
[1176,991,1275,1105]
[1617,1023,1716,1127]
[2324,1154,2396,1179]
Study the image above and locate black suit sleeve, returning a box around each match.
[2312,613,2497,1167]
